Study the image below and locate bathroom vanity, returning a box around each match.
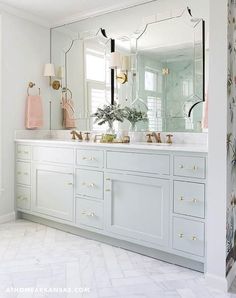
[15,139,207,271]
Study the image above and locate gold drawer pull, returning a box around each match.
[106,178,111,181]
[81,211,95,217]
[23,172,28,176]
[24,151,29,154]
[105,189,111,192]
[82,157,87,160]
[22,197,28,201]
[88,183,95,188]
[17,151,22,154]
[67,182,73,186]
[82,156,96,161]
[192,165,198,171]
[17,171,21,175]
[178,197,198,203]
[178,233,184,238]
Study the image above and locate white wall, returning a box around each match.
[205,0,228,291]
[0,12,50,217]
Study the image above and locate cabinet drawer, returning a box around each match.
[76,198,103,230]
[16,186,30,210]
[172,217,205,257]
[174,156,206,179]
[16,144,31,160]
[16,162,31,185]
[76,169,103,199]
[174,181,205,218]
[33,146,74,164]
[77,150,103,168]
[107,151,170,175]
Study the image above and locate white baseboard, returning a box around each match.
[227,262,236,289]
[205,273,228,292]
[0,212,15,224]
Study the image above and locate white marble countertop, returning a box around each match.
[15,138,208,153]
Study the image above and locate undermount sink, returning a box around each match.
[137,142,172,146]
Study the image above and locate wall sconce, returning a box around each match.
[51,66,64,90]
[109,52,129,84]
[43,63,64,90]
[43,63,55,86]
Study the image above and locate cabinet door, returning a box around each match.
[32,164,74,221]
[105,173,170,247]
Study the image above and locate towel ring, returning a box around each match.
[27,82,40,96]
[62,87,72,100]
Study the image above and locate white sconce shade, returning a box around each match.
[43,63,55,77]
[121,56,130,71]
[57,66,64,79]
[110,52,121,69]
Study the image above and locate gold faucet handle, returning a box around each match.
[166,134,173,144]
[84,132,91,141]
[146,133,152,143]
[70,130,77,140]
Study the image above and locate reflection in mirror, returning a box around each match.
[135,9,205,132]
[51,28,111,130]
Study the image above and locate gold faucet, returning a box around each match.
[70,130,83,140]
[152,132,162,143]
[166,134,173,144]
[146,133,153,143]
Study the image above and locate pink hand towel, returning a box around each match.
[25,95,43,129]
[61,97,76,129]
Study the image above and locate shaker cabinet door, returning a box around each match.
[105,173,170,247]
[32,164,74,221]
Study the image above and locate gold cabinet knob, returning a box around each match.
[192,198,198,203]
[178,233,184,238]
[17,171,21,175]
[179,196,184,201]
[193,165,198,171]
[88,183,95,188]
[192,236,197,241]
[179,164,184,169]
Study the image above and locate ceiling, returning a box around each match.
[0,0,154,26]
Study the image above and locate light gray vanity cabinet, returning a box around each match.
[15,141,207,271]
[32,164,74,221]
[104,173,170,247]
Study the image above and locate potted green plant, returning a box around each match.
[92,102,125,134]
[124,106,148,131]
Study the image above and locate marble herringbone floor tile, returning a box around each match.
[0,220,235,298]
